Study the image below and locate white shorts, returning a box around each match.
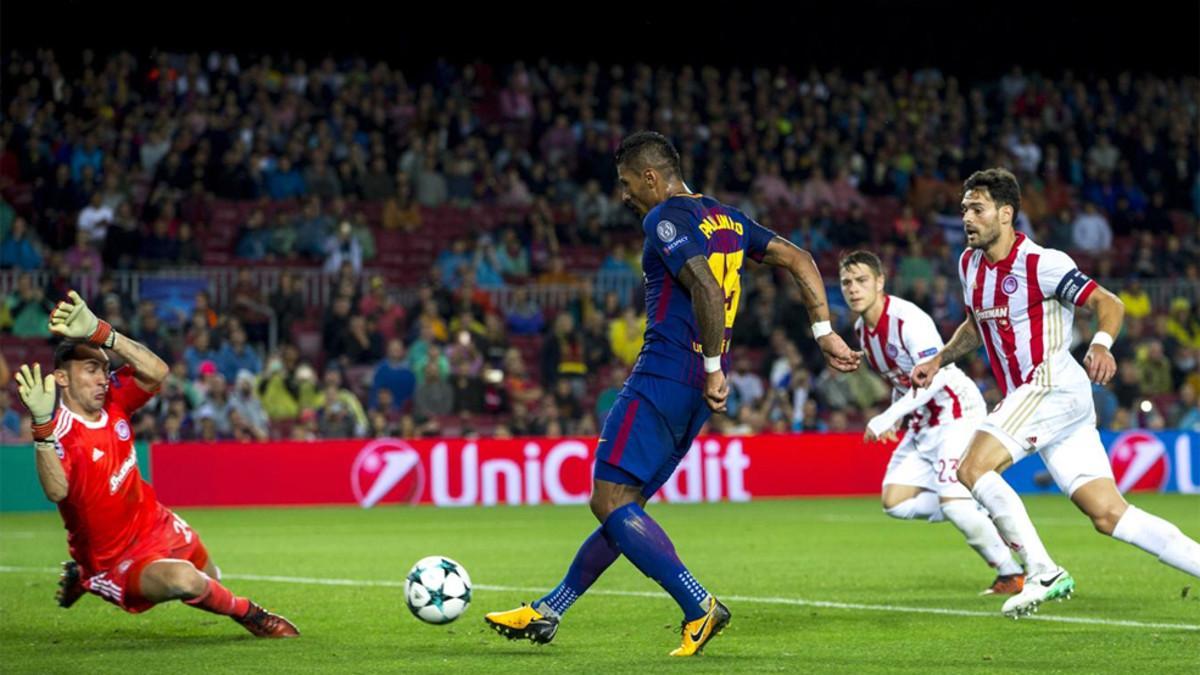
[882,416,976,499]
[978,380,1114,496]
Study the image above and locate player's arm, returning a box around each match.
[1080,284,1123,386]
[759,236,859,372]
[865,369,953,442]
[14,364,68,502]
[677,255,730,412]
[48,291,169,391]
[911,317,980,389]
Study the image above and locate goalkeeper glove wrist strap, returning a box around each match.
[88,320,116,349]
[31,418,55,441]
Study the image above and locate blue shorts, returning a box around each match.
[594,374,711,498]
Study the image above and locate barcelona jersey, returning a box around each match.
[632,194,777,388]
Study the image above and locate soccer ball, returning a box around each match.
[405,556,472,624]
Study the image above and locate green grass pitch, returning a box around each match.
[2,495,1197,673]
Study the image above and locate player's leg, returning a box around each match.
[484,388,643,642]
[957,429,1058,577]
[934,421,1024,592]
[138,559,299,637]
[882,484,940,519]
[56,560,86,608]
[880,434,942,520]
[1049,426,1200,577]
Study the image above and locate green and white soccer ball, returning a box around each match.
[405,556,472,624]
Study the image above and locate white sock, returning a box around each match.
[884,491,941,520]
[970,471,1057,575]
[941,499,1024,576]
[1112,505,1200,578]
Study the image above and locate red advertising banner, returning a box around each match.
[150,434,896,508]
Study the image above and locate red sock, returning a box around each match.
[184,577,251,618]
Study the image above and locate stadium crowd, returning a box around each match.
[1,49,1198,443]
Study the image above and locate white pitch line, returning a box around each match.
[3,565,1194,632]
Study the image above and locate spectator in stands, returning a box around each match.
[131,302,169,357]
[338,314,384,366]
[382,173,422,232]
[893,205,921,242]
[1172,385,1200,430]
[436,238,471,289]
[1137,340,1174,396]
[494,229,530,282]
[313,369,368,437]
[183,330,220,379]
[0,388,21,440]
[227,370,270,438]
[139,215,179,268]
[472,235,504,289]
[449,356,485,414]
[414,154,448,207]
[295,198,332,260]
[324,220,363,275]
[540,311,587,394]
[322,295,354,359]
[0,216,42,270]
[77,191,114,245]
[265,156,307,200]
[370,339,416,412]
[501,347,542,408]
[1166,299,1200,349]
[787,215,831,257]
[1071,201,1113,254]
[215,326,262,382]
[729,354,766,414]
[796,398,827,432]
[505,287,544,336]
[414,360,454,418]
[3,273,53,337]
[607,305,644,367]
[236,208,270,260]
[1118,278,1152,320]
[176,222,202,266]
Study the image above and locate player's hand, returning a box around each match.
[14,363,56,425]
[817,334,860,372]
[704,370,729,413]
[863,426,898,444]
[1083,345,1117,386]
[48,290,100,341]
[910,354,942,389]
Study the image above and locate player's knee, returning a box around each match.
[163,564,207,599]
[588,493,613,523]
[1090,503,1128,536]
[955,460,986,489]
[884,500,919,520]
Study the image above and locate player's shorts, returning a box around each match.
[882,416,977,499]
[594,373,710,499]
[979,380,1114,496]
[81,508,210,614]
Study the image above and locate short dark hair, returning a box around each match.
[54,340,109,369]
[615,131,682,179]
[839,250,885,278]
[963,168,1021,222]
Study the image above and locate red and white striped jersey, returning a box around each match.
[958,233,1097,397]
[856,295,984,431]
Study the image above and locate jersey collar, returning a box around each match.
[59,402,109,429]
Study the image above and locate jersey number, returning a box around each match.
[706,250,744,328]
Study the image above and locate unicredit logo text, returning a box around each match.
[348,438,752,508]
